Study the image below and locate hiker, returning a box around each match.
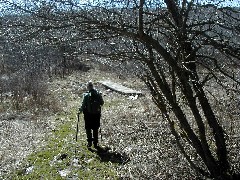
[78,81,104,149]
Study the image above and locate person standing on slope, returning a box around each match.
[79,81,104,149]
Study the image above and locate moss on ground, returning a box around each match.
[6,110,118,180]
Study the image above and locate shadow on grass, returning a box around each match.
[89,146,130,164]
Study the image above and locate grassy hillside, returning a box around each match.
[1,62,239,179]
[1,67,124,179]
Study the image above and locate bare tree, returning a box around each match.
[1,0,240,179]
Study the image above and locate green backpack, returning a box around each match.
[86,90,102,114]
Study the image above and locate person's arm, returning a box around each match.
[79,93,87,113]
[99,92,104,106]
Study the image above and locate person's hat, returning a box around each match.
[87,81,93,86]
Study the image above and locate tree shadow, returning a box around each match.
[89,146,130,164]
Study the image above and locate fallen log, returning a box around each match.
[99,80,142,95]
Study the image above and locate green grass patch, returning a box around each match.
[6,111,118,180]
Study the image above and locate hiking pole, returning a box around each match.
[100,106,103,142]
[99,127,103,142]
[75,112,80,154]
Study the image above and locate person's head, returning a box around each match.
[87,81,93,91]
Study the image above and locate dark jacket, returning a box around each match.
[79,89,104,114]
[79,89,104,129]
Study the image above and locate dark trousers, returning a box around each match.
[83,112,101,146]
[86,128,99,146]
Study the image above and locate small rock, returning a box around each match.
[25,166,34,174]
[85,158,94,164]
[59,169,71,177]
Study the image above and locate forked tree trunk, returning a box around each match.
[142,43,231,178]
[193,81,230,174]
[146,66,231,178]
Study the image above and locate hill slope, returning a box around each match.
[1,65,197,179]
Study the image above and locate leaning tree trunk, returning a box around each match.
[160,0,231,178]
[140,41,231,178]
[192,78,230,173]
[145,61,231,178]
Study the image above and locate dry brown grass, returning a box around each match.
[0,61,239,179]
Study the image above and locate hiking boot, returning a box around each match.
[93,143,99,149]
[87,142,92,148]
